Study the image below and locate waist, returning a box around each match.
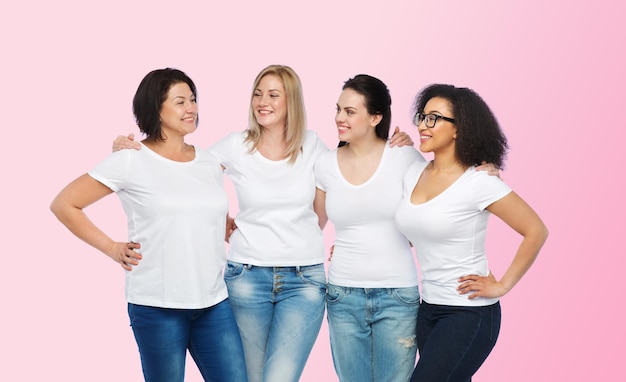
[229,261,324,272]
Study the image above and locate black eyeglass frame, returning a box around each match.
[415,112,456,128]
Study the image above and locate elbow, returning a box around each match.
[532,222,549,248]
[542,225,549,243]
[49,198,61,219]
[50,195,73,222]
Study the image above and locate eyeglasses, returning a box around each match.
[415,112,455,128]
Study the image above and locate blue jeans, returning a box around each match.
[410,301,501,382]
[127,300,247,382]
[326,284,420,382]
[224,262,326,382]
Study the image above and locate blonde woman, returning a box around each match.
[212,66,328,382]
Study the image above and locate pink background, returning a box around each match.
[1,1,623,380]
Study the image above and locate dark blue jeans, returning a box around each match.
[410,301,501,382]
[128,299,248,382]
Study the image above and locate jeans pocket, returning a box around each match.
[298,264,327,290]
[224,261,245,281]
[392,286,421,306]
[325,284,344,304]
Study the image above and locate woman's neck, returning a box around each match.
[259,125,287,146]
[142,136,193,161]
[343,136,385,158]
[430,151,466,174]
[257,125,288,160]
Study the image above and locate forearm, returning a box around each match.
[316,213,328,230]
[51,202,117,260]
[499,226,548,292]
[313,188,328,230]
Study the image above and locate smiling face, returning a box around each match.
[335,88,382,144]
[159,82,197,137]
[252,74,288,130]
[417,96,457,154]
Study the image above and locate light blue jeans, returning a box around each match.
[224,261,326,382]
[326,284,420,382]
[127,299,247,382]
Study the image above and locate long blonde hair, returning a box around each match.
[245,64,307,164]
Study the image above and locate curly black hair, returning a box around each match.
[413,84,508,168]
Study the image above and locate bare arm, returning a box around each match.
[225,214,237,243]
[457,191,548,299]
[314,187,328,230]
[50,174,142,270]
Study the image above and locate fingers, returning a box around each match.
[457,272,505,299]
[127,241,140,250]
[119,242,142,271]
[113,134,141,152]
[388,127,414,147]
[475,161,501,178]
[457,274,485,296]
[389,126,401,147]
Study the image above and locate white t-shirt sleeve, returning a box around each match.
[88,150,132,192]
[309,130,329,159]
[207,131,245,170]
[314,149,333,192]
[401,160,429,198]
[472,171,512,210]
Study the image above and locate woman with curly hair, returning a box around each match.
[394,84,549,381]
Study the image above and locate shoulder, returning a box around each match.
[315,147,337,166]
[214,131,247,146]
[305,129,319,141]
[99,147,138,166]
[225,131,248,145]
[195,147,221,165]
[304,129,329,156]
[209,131,249,158]
[304,130,324,146]
[404,160,429,179]
[388,144,423,162]
[467,166,506,186]
[466,167,512,201]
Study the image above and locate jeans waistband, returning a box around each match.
[242,263,323,272]
[328,283,419,294]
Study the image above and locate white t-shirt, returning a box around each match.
[394,161,512,306]
[89,143,229,309]
[209,130,327,266]
[315,143,424,287]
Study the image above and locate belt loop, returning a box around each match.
[296,265,301,273]
[245,264,252,270]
